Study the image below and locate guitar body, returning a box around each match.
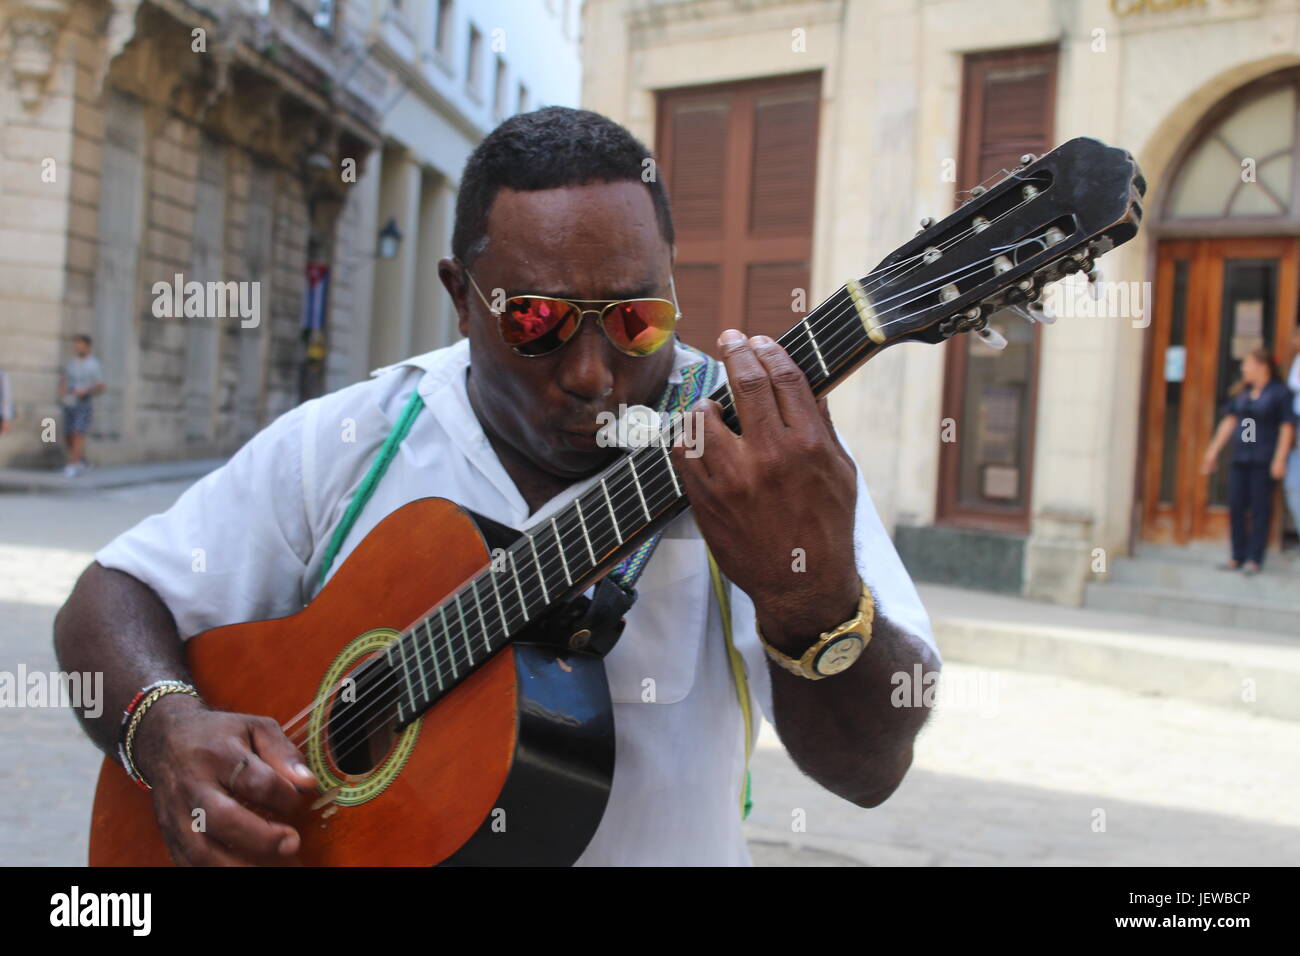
[88,497,616,866]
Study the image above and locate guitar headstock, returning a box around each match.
[852,137,1146,348]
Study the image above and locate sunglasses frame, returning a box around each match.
[459,263,682,358]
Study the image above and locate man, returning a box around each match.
[54,107,939,866]
[58,334,105,477]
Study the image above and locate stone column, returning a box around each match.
[368,147,422,367]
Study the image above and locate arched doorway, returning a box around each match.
[1141,71,1300,546]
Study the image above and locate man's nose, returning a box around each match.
[556,315,616,402]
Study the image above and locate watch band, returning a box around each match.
[757,581,875,680]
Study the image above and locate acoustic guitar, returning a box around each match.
[89,138,1145,865]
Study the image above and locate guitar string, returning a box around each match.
[281,172,1073,755]
[284,223,1075,757]
[286,185,1056,746]
[283,232,1067,759]
[285,224,1076,760]
[279,236,1040,753]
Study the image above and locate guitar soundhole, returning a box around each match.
[327,658,398,777]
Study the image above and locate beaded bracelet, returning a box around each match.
[118,680,199,791]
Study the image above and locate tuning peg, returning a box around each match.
[976,325,1008,350]
[916,216,935,236]
[1019,153,1037,166]
[1007,300,1056,325]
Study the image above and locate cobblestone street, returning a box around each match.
[2,480,1298,866]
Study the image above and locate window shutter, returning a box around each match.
[658,75,820,354]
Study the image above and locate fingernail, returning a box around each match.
[278,833,298,855]
[751,335,773,346]
[719,329,744,346]
[294,762,313,779]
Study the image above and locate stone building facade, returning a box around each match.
[583,0,1300,609]
[0,0,388,468]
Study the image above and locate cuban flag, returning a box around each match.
[302,262,331,334]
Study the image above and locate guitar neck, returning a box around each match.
[383,283,883,728]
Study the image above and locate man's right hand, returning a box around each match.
[131,694,319,866]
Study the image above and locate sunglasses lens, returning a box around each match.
[500,297,580,356]
[603,300,679,356]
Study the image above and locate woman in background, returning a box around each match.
[1201,347,1297,575]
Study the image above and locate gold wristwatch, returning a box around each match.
[757,581,875,680]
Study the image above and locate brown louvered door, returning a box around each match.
[656,74,821,356]
[937,47,1057,533]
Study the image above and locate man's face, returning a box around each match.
[440,180,677,480]
[73,339,91,357]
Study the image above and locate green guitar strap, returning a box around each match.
[317,348,753,820]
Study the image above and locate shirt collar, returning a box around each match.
[369,337,701,525]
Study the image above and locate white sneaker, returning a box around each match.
[62,463,81,478]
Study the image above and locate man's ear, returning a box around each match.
[438,257,470,339]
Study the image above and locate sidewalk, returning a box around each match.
[0,459,225,494]
[919,582,1300,722]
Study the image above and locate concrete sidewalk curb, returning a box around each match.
[920,584,1300,722]
[0,459,225,493]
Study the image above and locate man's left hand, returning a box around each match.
[671,330,861,655]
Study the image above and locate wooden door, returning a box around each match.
[656,74,820,355]
[1141,237,1299,543]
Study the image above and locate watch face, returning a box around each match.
[814,635,865,676]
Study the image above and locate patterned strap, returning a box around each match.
[607,343,720,588]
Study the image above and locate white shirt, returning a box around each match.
[96,338,938,866]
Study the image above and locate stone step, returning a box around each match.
[1083,581,1298,637]
[920,583,1300,722]
[1106,555,1300,605]
[1134,542,1300,573]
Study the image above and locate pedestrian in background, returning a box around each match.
[58,335,105,478]
[0,368,13,435]
[1285,325,1300,551]
[1201,346,1297,575]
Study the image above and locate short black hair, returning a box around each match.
[73,334,92,346]
[452,107,675,265]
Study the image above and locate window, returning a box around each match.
[1166,78,1299,222]
[466,24,482,96]
[494,56,508,118]
[937,45,1058,531]
[435,0,453,58]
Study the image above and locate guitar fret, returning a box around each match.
[528,532,548,598]
[469,580,490,658]
[487,564,509,636]
[804,317,829,378]
[628,455,651,521]
[550,516,572,586]
[429,612,446,690]
[600,477,622,545]
[660,436,681,496]
[452,595,470,677]
[508,550,530,622]
[439,606,456,681]
[397,637,419,715]
[573,497,598,565]
[415,620,432,700]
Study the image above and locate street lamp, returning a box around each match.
[376,217,402,260]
